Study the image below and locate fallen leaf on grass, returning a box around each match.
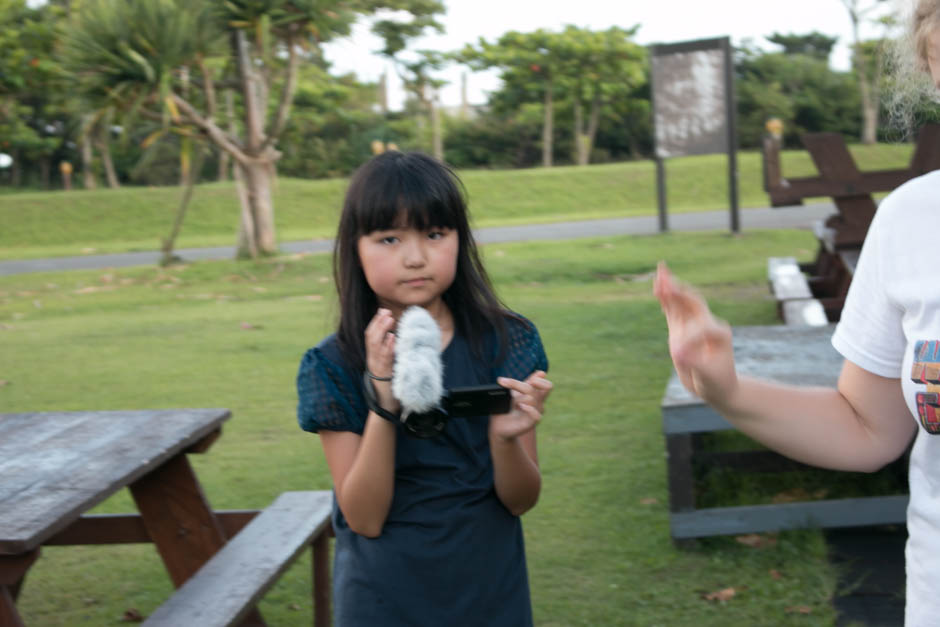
[0,380,10,388]
[639,497,659,505]
[289,603,301,611]
[769,569,783,580]
[785,605,812,614]
[241,322,263,330]
[735,533,777,548]
[702,587,736,602]
[120,608,144,622]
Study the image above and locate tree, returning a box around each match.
[393,50,448,160]
[839,0,891,143]
[0,0,70,188]
[735,44,861,147]
[766,31,837,61]
[64,0,443,258]
[461,29,563,167]
[555,25,645,166]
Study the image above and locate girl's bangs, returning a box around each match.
[355,161,461,235]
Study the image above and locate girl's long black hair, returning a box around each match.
[333,151,509,372]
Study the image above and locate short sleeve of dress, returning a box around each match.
[296,341,367,434]
[494,315,549,381]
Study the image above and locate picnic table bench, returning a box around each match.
[143,490,333,627]
[0,409,334,626]
[763,123,940,322]
[661,325,909,540]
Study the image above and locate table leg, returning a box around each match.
[0,549,39,627]
[313,533,331,627]
[130,453,267,626]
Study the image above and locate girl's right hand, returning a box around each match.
[365,308,397,380]
[653,262,739,408]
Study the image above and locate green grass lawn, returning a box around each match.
[1,228,870,626]
[0,142,913,261]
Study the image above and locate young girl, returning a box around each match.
[656,2,940,624]
[296,150,552,626]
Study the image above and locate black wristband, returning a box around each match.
[362,371,400,423]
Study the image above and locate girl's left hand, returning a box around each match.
[490,371,553,440]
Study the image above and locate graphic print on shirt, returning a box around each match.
[911,340,940,434]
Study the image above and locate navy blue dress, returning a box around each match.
[296,315,548,626]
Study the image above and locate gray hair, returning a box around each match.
[884,0,940,136]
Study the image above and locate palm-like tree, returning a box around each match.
[64,0,443,258]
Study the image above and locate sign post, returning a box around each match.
[650,36,739,233]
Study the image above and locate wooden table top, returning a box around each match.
[0,408,231,554]
[661,325,843,434]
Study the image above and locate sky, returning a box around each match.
[321,0,898,111]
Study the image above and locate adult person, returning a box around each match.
[655,1,940,624]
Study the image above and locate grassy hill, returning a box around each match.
[0,143,913,261]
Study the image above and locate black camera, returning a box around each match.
[364,372,512,439]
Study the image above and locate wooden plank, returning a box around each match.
[1,586,25,627]
[669,495,909,539]
[142,491,333,627]
[0,551,39,587]
[802,133,861,180]
[0,409,230,554]
[782,299,828,327]
[313,533,331,627]
[766,256,798,281]
[909,123,940,174]
[129,454,229,588]
[771,272,813,301]
[44,511,260,546]
[839,249,860,276]
[812,220,837,254]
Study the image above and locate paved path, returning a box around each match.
[0,203,836,276]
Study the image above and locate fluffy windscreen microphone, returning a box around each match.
[392,306,444,417]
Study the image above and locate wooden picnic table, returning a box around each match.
[0,408,268,626]
[762,123,939,322]
[661,325,909,540]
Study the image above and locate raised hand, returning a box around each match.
[653,262,738,407]
[365,308,397,378]
[490,371,553,440]
[364,308,399,412]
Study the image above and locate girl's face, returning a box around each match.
[357,222,458,314]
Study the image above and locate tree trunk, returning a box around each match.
[232,29,279,258]
[583,92,602,166]
[39,158,51,189]
[542,76,553,168]
[573,99,584,165]
[11,148,21,187]
[161,146,205,266]
[846,4,878,144]
[95,133,120,189]
[235,160,277,258]
[80,114,96,189]
[217,89,235,181]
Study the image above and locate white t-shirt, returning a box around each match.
[831,169,940,627]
